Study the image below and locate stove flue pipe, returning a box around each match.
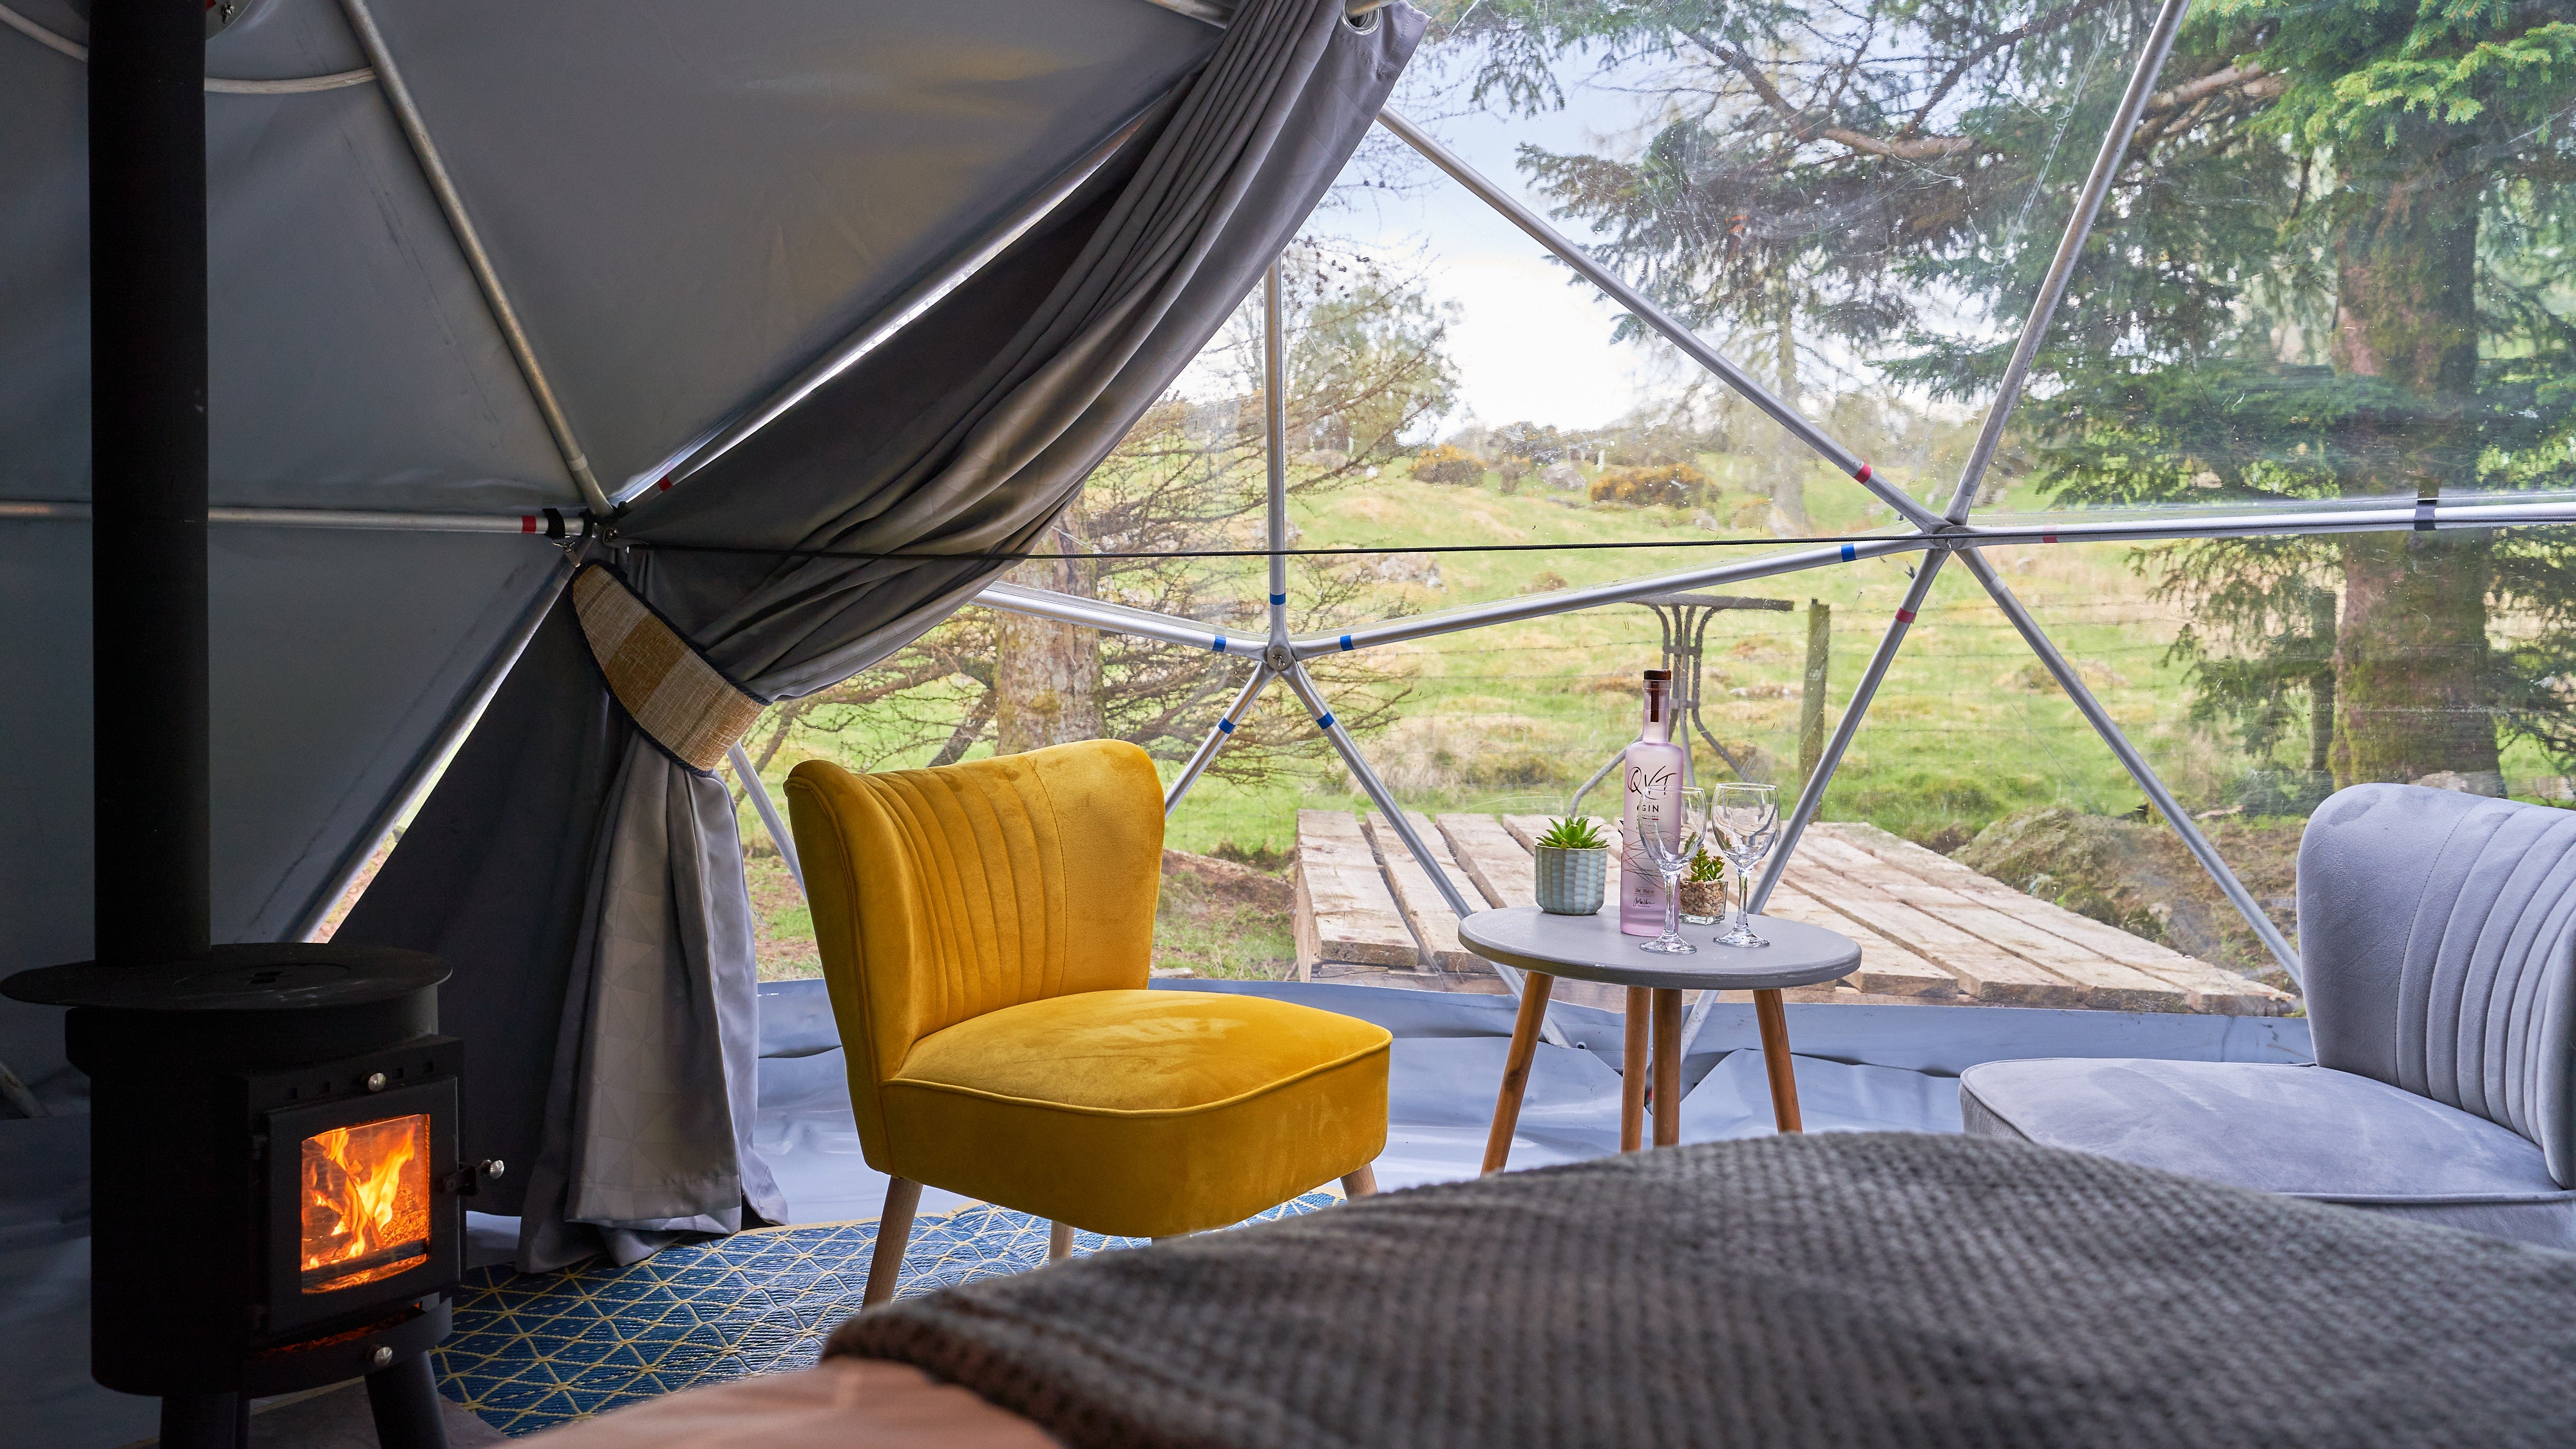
[5,28,466,1449]
[90,0,211,965]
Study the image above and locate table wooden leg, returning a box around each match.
[1621,987,1649,1152]
[1651,987,1683,1148]
[1482,972,1556,1174]
[1754,987,1803,1133]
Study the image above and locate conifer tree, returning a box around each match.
[1435,0,2576,789]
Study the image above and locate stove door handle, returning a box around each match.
[438,1159,506,1197]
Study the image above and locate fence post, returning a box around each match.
[1799,600,1831,791]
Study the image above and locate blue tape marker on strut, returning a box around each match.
[1217,718,1235,734]
[1315,713,1336,730]
[1270,594,1287,605]
[1213,636,1227,653]
[1340,634,1353,652]
[1839,544,1857,562]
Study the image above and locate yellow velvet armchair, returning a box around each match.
[784,739,1391,1304]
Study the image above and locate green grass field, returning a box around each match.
[730,454,2568,914]
[1144,459,2230,860]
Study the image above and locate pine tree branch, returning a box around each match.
[1902,0,2120,140]
[1692,19,2280,168]
[1689,28,1981,160]
[2146,62,2278,114]
[2128,64,2285,147]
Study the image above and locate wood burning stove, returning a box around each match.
[5,945,495,1448]
[0,3,493,1443]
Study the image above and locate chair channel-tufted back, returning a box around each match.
[784,741,1166,1159]
[2299,784,2576,1188]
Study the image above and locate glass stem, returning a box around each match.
[1663,869,1681,939]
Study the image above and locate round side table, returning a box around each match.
[1457,907,1861,1171]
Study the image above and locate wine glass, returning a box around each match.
[1635,785,1707,956]
[1710,782,1780,949]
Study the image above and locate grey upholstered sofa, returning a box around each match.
[1961,783,2576,1249]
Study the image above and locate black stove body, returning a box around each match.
[8,945,492,1449]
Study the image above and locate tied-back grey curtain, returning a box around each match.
[346,0,1424,1269]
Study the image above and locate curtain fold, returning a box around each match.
[345,0,1424,1270]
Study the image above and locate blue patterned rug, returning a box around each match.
[433,1193,1336,1437]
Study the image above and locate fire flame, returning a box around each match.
[299,1113,430,1294]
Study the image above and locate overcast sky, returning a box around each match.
[1332,56,1677,432]
[1172,33,2103,442]
[1163,48,1688,430]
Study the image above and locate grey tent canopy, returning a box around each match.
[1,0,1231,965]
[1,0,1421,1266]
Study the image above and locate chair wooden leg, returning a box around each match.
[1481,971,1556,1175]
[1652,987,1683,1148]
[1341,1164,1378,1199]
[1621,987,1650,1152]
[1047,1220,1074,1262]
[1754,987,1804,1133]
[863,1177,922,1307]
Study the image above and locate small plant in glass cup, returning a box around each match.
[1533,817,1611,916]
[1679,847,1727,925]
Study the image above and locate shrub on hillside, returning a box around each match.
[1410,443,1484,484]
[1589,462,1706,508]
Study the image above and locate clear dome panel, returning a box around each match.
[1778,542,2304,1008]
[1969,524,2576,796]
[1960,10,2576,531]
[1264,146,1870,605]
[1390,0,2168,526]
[714,303,1287,984]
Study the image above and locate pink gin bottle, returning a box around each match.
[1620,669,1687,935]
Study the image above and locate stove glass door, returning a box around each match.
[298,1112,433,1294]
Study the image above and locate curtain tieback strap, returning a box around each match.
[572,564,764,772]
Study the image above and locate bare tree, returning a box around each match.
[742,237,1455,784]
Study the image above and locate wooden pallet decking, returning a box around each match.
[1291,810,1419,974]
[1360,812,1481,974]
[1289,811,2295,1016]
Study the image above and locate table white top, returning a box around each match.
[1456,906,1861,991]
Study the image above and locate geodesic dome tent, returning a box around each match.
[1,0,1424,1271]
[6,0,2572,1302]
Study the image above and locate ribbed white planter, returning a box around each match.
[1533,845,1609,915]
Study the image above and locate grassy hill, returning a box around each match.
[1151,462,2219,861]
[723,452,2561,986]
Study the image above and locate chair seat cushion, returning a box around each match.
[880,990,1390,1238]
[1960,1059,2576,1249]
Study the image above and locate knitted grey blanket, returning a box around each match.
[829,1133,2576,1448]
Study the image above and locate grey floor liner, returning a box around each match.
[5,978,2309,1448]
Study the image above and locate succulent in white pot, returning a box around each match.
[1532,817,1611,916]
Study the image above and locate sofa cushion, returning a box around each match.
[1960,1058,2576,1249]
